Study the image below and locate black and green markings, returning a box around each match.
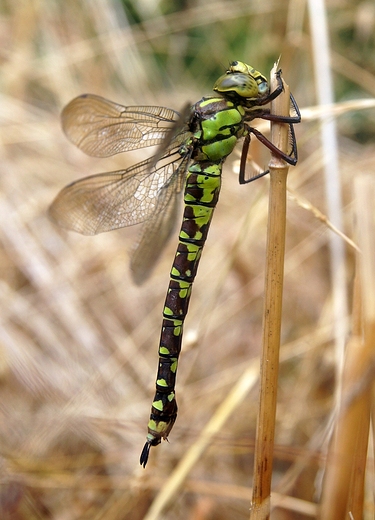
[49,61,301,468]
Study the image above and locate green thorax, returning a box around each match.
[189,97,246,163]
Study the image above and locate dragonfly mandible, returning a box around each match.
[49,61,301,467]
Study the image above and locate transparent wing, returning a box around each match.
[130,150,192,284]
[49,148,187,235]
[150,103,192,167]
[62,94,181,157]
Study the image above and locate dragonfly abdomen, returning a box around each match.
[140,160,224,465]
[140,99,249,467]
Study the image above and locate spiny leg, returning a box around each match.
[239,124,297,185]
[239,134,270,184]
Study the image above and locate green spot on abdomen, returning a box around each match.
[148,419,168,435]
[152,400,164,411]
[179,288,188,298]
[171,266,181,277]
[173,326,181,336]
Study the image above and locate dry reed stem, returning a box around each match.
[250,64,291,519]
[320,176,375,519]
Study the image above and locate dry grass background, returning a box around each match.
[0,0,374,518]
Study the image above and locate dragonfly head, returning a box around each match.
[213,61,269,101]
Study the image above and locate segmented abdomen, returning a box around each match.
[140,98,246,467]
[140,160,222,463]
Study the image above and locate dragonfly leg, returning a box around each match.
[258,94,301,124]
[239,133,270,184]
[289,92,302,122]
[239,134,250,184]
[256,69,283,106]
[248,125,298,165]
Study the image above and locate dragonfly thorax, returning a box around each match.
[190,97,246,163]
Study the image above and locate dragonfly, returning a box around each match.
[49,61,301,468]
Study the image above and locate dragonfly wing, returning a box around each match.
[62,94,181,157]
[49,149,185,235]
[150,103,192,168]
[130,151,191,284]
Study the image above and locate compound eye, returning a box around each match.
[258,81,269,95]
[213,73,259,98]
[213,63,270,100]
